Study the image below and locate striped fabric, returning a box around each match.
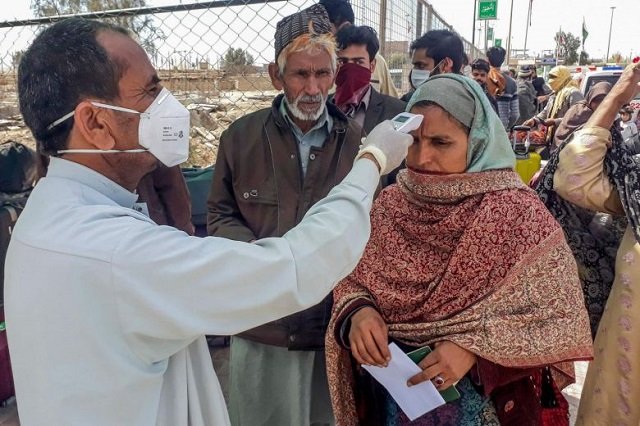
[274,4,332,61]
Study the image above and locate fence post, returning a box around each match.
[379,0,388,57]
[415,1,423,41]
[425,4,433,32]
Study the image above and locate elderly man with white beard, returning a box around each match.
[206,5,366,426]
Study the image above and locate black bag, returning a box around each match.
[0,141,37,193]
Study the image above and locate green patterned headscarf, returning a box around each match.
[406,73,516,173]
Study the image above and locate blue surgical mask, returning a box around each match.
[410,59,445,89]
[410,69,431,89]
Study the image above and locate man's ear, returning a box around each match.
[370,58,377,74]
[443,57,454,73]
[70,101,117,150]
[268,63,284,91]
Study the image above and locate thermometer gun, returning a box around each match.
[390,112,423,133]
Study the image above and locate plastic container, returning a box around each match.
[511,126,542,184]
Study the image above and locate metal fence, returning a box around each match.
[0,0,481,96]
[0,0,481,165]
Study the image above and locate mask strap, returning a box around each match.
[47,102,144,131]
[57,149,148,154]
[47,111,75,131]
[90,102,140,115]
[431,59,446,77]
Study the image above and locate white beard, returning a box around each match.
[284,93,326,122]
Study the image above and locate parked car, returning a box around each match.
[580,66,640,120]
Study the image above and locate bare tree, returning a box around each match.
[30,0,164,57]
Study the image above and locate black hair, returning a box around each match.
[319,0,355,27]
[620,104,633,115]
[486,46,506,67]
[335,25,379,62]
[410,29,464,74]
[18,18,130,156]
[471,58,490,73]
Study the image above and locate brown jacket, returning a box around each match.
[207,94,363,350]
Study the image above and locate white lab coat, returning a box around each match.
[4,156,379,425]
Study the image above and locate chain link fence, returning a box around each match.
[0,0,480,166]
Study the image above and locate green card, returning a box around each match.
[406,346,461,403]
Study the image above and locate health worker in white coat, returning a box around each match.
[4,17,412,426]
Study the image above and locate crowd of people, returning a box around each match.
[3,0,639,425]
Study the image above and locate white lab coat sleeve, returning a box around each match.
[111,159,379,363]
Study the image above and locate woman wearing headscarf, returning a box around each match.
[325,74,593,425]
[552,81,611,152]
[523,66,584,148]
[535,83,621,339]
[548,63,640,426]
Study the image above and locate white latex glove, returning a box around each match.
[356,120,413,175]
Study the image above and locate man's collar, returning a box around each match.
[360,85,373,110]
[46,157,139,208]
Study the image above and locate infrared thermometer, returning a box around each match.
[390,112,423,133]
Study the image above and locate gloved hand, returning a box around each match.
[356,120,413,175]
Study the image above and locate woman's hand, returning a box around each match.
[348,307,390,367]
[407,341,477,390]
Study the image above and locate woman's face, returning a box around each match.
[406,104,469,174]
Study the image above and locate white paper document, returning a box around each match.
[361,343,446,421]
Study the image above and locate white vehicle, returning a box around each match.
[580,66,640,121]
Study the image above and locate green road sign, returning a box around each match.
[487,27,494,40]
[494,38,502,47]
[478,0,498,20]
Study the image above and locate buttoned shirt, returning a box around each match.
[280,99,333,176]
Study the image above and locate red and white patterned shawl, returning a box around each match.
[326,168,593,425]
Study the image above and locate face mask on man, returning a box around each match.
[334,62,372,109]
[50,88,190,167]
[409,59,445,89]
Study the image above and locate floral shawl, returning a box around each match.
[535,124,640,335]
[326,168,593,425]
